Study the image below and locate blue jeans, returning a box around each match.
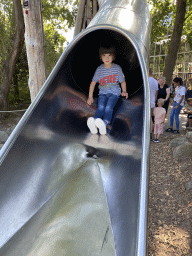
[170,101,183,130]
[94,94,119,124]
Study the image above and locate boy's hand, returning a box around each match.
[121,91,128,99]
[87,97,94,105]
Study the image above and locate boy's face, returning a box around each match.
[101,53,114,66]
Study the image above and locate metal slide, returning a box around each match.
[0,1,151,255]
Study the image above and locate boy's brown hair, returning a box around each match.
[99,46,116,60]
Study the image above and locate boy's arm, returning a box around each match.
[120,81,128,99]
[87,81,96,105]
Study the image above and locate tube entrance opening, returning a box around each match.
[63,29,143,98]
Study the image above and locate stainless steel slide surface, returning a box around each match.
[0,1,151,255]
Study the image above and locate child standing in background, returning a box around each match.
[153,98,166,143]
[87,46,128,135]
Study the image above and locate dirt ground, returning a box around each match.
[0,102,192,255]
[148,102,192,256]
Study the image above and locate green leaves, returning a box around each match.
[0,0,79,108]
[41,0,79,74]
[183,2,192,47]
[44,23,66,74]
[42,0,78,29]
[148,0,174,44]
[148,0,192,47]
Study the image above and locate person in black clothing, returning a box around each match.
[156,77,170,113]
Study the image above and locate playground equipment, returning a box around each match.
[0,0,151,255]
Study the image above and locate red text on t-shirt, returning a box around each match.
[99,74,117,86]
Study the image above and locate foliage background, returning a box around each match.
[0,0,78,109]
[1,0,192,109]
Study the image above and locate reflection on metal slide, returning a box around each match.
[0,0,151,255]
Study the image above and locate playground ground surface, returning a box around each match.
[148,100,192,255]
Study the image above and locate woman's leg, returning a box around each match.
[175,104,182,130]
[170,101,177,128]
[94,94,107,119]
[103,94,119,124]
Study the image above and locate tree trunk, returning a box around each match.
[0,0,25,111]
[163,0,187,86]
[23,0,46,101]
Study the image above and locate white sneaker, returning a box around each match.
[95,118,107,135]
[87,117,98,134]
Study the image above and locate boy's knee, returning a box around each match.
[105,104,114,113]
[97,105,105,111]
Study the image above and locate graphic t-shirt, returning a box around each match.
[174,86,186,106]
[92,64,125,96]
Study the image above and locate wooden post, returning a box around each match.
[74,0,86,37]
[23,0,47,101]
[93,0,98,17]
[74,0,99,37]
[86,0,91,25]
